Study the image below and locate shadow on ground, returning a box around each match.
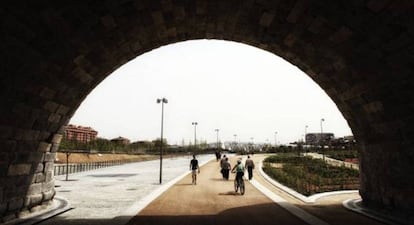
[127,203,307,225]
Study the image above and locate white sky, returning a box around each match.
[70,40,353,145]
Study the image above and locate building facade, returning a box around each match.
[305,133,334,145]
[64,124,98,143]
[110,136,131,145]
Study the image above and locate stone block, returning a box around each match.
[43,101,59,113]
[259,12,274,27]
[28,194,43,206]
[41,181,54,192]
[21,129,40,141]
[0,126,14,139]
[42,190,55,201]
[38,131,51,140]
[28,152,44,164]
[37,142,51,152]
[47,113,61,123]
[56,105,69,115]
[35,163,44,173]
[0,140,16,153]
[286,0,308,23]
[0,203,6,215]
[17,209,30,218]
[72,67,93,84]
[7,198,23,211]
[51,134,63,144]
[329,26,353,44]
[50,143,59,153]
[6,176,32,188]
[16,140,39,152]
[45,171,53,182]
[43,152,56,162]
[27,183,42,196]
[0,163,7,177]
[39,87,56,99]
[44,162,54,172]
[7,164,31,176]
[24,196,30,207]
[35,173,46,183]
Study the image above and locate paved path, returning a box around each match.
[38,154,213,225]
[127,155,385,225]
[38,154,386,225]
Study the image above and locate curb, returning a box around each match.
[4,197,72,225]
[343,198,411,225]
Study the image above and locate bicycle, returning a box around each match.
[232,171,245,195]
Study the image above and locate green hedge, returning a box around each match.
[263,154,359,196]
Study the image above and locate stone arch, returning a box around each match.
[1,0,413,220]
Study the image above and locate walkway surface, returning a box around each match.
[38,154,386,225]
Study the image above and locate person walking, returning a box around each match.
[245,155,255,180]
[220,155,227,179]
[222,157,231,180]
[190,154,200,185]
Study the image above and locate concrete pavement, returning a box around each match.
[37,154,214,225]
[28,153,391,225]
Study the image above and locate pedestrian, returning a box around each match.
[215,151,221,161]
[190,154,200,185]
[245,155,255,180]
[220,155,227,178]
[222,157,231,180]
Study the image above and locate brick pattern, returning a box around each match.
[1,0,414,220]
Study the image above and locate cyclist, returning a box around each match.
[190,154,200,185]
[231,159,245,192]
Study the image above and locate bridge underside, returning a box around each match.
[1,0,414,221]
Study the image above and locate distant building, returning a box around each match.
[111,136,131,145]
[305,133,334,145]
[64,124,98,143]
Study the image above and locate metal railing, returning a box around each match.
[54,159,138,176]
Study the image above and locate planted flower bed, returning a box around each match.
[263,154,359,196]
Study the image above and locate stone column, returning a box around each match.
[0,131,62,222]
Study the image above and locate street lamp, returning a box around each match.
[233,134,237,150]
[305,125,308,143]
[156,97,168,184]
[274,132,278,147]
[215,129,220,150]
[192,122,198,149]
[320,118,325,161]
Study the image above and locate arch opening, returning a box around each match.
[1,0,414,221]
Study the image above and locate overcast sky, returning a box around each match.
[70,40,352,145]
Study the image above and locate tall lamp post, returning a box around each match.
[320,118,325,161]
[156,97,168,184]
[274,132,278,147]
[305,125,308,143]
[192,122,198,149]
[233,134,237,150]
[215,129,220,150]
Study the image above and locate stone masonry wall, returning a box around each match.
[0,0,414,220]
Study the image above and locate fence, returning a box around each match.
[54,159,138,176]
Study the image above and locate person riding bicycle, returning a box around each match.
[231,159,245,183]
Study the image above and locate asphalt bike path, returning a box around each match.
[127,155,386,225]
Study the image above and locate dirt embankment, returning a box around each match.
[55,152,159,164]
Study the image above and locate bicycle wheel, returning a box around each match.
[240,180,245,195]
[234,179,239,192]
